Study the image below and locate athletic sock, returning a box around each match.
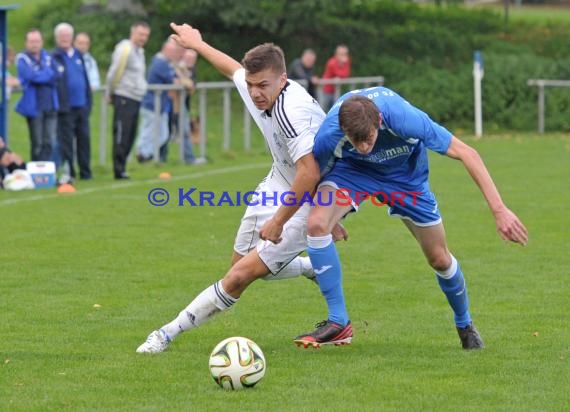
[435,255,472,328]
[263,256,313,281]
[308,234,348,326]
[161,280,237,340]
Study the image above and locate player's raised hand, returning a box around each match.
[494,207,528,246]
[170,23,203,49]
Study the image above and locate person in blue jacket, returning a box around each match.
[15,29,59,161]
[52,22,92,183]
[135,38,183,163]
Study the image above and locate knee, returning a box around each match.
[427,252,452,272]
[308,213,333,237]
[223,269,249,292]
[223,264,265,294]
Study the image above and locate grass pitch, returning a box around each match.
[1,133,569,411]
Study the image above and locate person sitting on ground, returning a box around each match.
[0,137,27,188]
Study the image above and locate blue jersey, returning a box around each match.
[313,86,453,189]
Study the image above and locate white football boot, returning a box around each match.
[136,330,170,353]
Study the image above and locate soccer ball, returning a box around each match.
[208,336,266,390]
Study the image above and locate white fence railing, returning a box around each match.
[527,79,570,134]
[98,76,385,165]
[6,76,385,164]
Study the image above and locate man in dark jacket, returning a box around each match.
[288,49,318,99]
[52,22,92,183]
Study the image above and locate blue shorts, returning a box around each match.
[321,161,442,227]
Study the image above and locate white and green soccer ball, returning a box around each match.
[208,336,266,390]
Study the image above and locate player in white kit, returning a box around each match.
[136,23,336,353]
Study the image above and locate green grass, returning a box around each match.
[1,3,569,408]
[507,5,570,24]
[475,3,570,25]
[1,133,569,411]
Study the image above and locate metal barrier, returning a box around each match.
[527,79,570,134]
[96,75,385,165]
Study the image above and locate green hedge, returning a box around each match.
[31,0,570,132]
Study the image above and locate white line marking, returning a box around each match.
[0,163,269,207]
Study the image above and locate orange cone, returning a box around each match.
[158,172,172,180]
[57,183,76,193]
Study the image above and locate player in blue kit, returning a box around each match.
[290,88,528,349]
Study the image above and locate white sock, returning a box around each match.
[161,280,237,340]
[435,255,458,279]
[263,256,314,281]
[307,234,333,249]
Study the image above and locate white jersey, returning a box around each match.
[232,69,326,271]
[233,68,325,190]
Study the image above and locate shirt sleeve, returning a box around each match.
[277,96,321,163]
[16,53,55,85]
[288,60,304,80]
[88,56,101,89]
[106,41,130,95]
[321,58,334,79]
[383,97,452,155]
[153,59,174,84]
[312,110,345,175]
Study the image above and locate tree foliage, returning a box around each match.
[31,0,570,131]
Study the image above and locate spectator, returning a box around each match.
[135,38,183,163]
[0,137,29,190]
[0,137,26,173]
[321,44,351,111]
[173,48,205,164]
[106,21,150,180]
[74,32,101,90]
[52,22,92,183]
[288,48,318,99]
[15,29,59,162]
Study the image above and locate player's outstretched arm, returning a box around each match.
[259,153,321,244]
[170,23,241,79]
[445,136,528,246]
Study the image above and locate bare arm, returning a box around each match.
[259,153,321,243]
[446,136,528,245]
[170,23,241,79]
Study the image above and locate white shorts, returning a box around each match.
[233,179,309,274]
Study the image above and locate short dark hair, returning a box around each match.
[242,43,286,75]
[338,96,379,142]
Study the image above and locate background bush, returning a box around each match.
[29,0,570,132]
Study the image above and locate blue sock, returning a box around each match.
[436,255,472,328]
[308,234,349,326]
